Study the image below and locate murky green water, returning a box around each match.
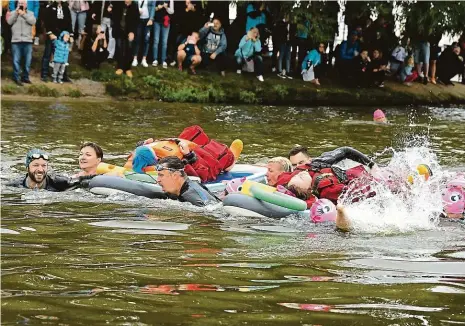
[1,100,465,325]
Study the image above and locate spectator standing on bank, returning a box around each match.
[7,0,36,86]
[112,0,138,77]
[151,0,174,68]
[132,0,153,67]
[41,0,73,82]
[69,0,89,48]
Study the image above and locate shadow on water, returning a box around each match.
[1,100,465,325]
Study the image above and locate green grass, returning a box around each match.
[27,84,60,97]
[68,89,83,98]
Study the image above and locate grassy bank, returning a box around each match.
[2,45,465,105]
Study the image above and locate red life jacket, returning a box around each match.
[179,125,235,171]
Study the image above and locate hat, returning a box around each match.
[25,149,49,168]
[132,146,158,174]
[373,109,387,122]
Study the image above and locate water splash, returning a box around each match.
[339,141,449,234]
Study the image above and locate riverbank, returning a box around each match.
[2,45,465,105]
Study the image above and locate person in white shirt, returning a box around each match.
[132,0,152,67]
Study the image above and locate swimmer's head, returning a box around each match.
[373,109,387,123]
[287,171,313,200]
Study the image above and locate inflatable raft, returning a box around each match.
[88,164,267,198]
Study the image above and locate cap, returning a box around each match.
[25,149,49,168]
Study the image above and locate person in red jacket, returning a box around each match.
[275,170,317,208]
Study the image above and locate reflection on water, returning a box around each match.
[1,100,465,325]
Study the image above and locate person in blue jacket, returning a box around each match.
[52,31,70,83]
[338,30,360,78]
[301,42,326,85]
[234,27,264,82]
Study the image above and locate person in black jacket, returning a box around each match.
[41,1,73,82]
[7,149,80,192]
[112,0,139,77]
[156,156,220,207]
[437,42,464,86]
[81,24,108,69]
[368,49,388,87]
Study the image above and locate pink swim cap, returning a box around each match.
[373,109,386,120]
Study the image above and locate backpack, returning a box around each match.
[179,125,235,171]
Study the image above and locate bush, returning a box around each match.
[142,75,161,87]
[68,89,83,98]
[1,84,18,95]
[160,86,209,103]
[272,84,289,100]
[91,69,115,82]
[105,76,137,96]
[27,84,59,97]
[239,90,258,104]
[206,85,226,103]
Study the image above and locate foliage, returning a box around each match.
[105,77,137,96]
[272,84,289,100]
[1,84,17,95]
[68,89,83,98]
[27,84,59,97]
[239,90,259,104]
[142,75,161,87]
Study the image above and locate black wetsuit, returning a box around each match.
[8,174,81,192]
[311,147,374,170]
[168,179,219,207]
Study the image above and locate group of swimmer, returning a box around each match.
[9,119,464,230]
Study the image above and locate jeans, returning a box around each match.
[71,10,87,35]
[101,17,115,58]
[52,63,66,82]
[414,41,430,64]
[278,43,291,73]
[133,19,150,57]
[11,42,32,81]
[41,38,54,78]
[235,55,264,76]
[153,22,170,63]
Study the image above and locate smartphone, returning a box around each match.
[208,23,214,27]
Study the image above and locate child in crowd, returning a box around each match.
[177,31,201,74]
[350,49,370,87]
[52,31,71,84]
[400,56,418,86]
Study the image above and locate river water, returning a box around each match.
[1,100,465,325]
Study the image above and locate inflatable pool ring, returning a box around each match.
[310,199,337,223]
[223,193,300,219]
[96,162,129,175]
[249,184,307,211]
[87,175,166,199]
[124,139,197,169]
[442,186,465,216]
[240,179,275,196]
[407,164,432,184]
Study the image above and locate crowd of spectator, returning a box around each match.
[1,0,464,88]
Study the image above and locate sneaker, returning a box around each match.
[132,58,138,67]
[379,82,385,88]
[65,62,69,66]
[126,70,133,78]
[115,69,123,75]
[34,37,39,46]
[285,75,293,80]
[419,72,425,78]
[220,71,226,77]
[277,72,286,79]
[59,81,63,84]
[162,62,168,69]
[236,69,242,74]
[152,60,158,67]
[14,79,23,86]
[257,75,264,82]
[49,62,54,68]
[170,61,177,67]
[271,67,276,73]
[141,59,148,67]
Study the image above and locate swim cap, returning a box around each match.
[132,146,158,174]
[373,109,387,122]
[25,149,49,168]
[310,199,337,223]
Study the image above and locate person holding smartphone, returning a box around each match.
[7,0,36,86]
[81,24,108,70]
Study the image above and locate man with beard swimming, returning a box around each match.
[8,149,82,191]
